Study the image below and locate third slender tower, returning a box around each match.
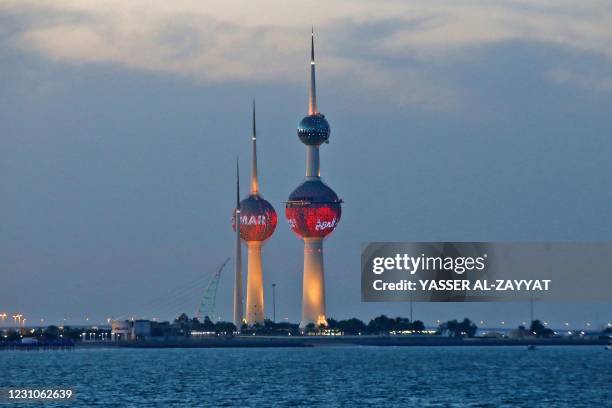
[286,30,342,329]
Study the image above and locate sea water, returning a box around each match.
[1,346,610,407]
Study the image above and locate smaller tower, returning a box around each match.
[233,159,243,328]
[233,102,277,325]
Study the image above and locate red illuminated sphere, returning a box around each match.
[285,179,342,238]
[232,194,277,242]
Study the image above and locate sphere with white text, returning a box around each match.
[233,194,277,242]
[285,179,341,239]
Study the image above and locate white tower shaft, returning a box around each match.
[246,241,265,324]
[301,237,327,328]
[306,146,320,179]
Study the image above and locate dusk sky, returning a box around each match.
[1,1,611,328]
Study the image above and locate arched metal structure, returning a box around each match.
[196,257,230,321]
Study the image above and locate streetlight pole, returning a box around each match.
[272,283,276,323]
[530,293,534,324]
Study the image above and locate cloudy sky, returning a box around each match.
[1,1,611,328]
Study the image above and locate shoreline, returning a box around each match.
[70,336,610,349]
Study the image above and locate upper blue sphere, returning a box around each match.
[297,114,330,146]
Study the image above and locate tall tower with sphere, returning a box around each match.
[233,102,277,325]
[286,30,342,329]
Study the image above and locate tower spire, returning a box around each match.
[251,100,259,195]
[236,157,240,207]
[308,27,318,115]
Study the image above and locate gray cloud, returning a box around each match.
[2,0,612,111]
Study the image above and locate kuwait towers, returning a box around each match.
[286,30,342,329]
[233,102,277,325]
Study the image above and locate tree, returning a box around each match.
[191,317,203,331]
[438,319,458,337]
[412,320,425,333]
[459,318,478,338]
[326,318,339,330]
[240,320,299,336]
[202,316,215,332]
[394,317,412,331]
[367,315,395,334]
[304,323,316,334]
[43,325,61,340]
[214,321,236,335]
[337,318,367,335]
[174,313,190,325]
[530,320,554,338]
[60,326,81,340]
[438,318,477,338]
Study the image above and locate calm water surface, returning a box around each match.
[1,346,610,407]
